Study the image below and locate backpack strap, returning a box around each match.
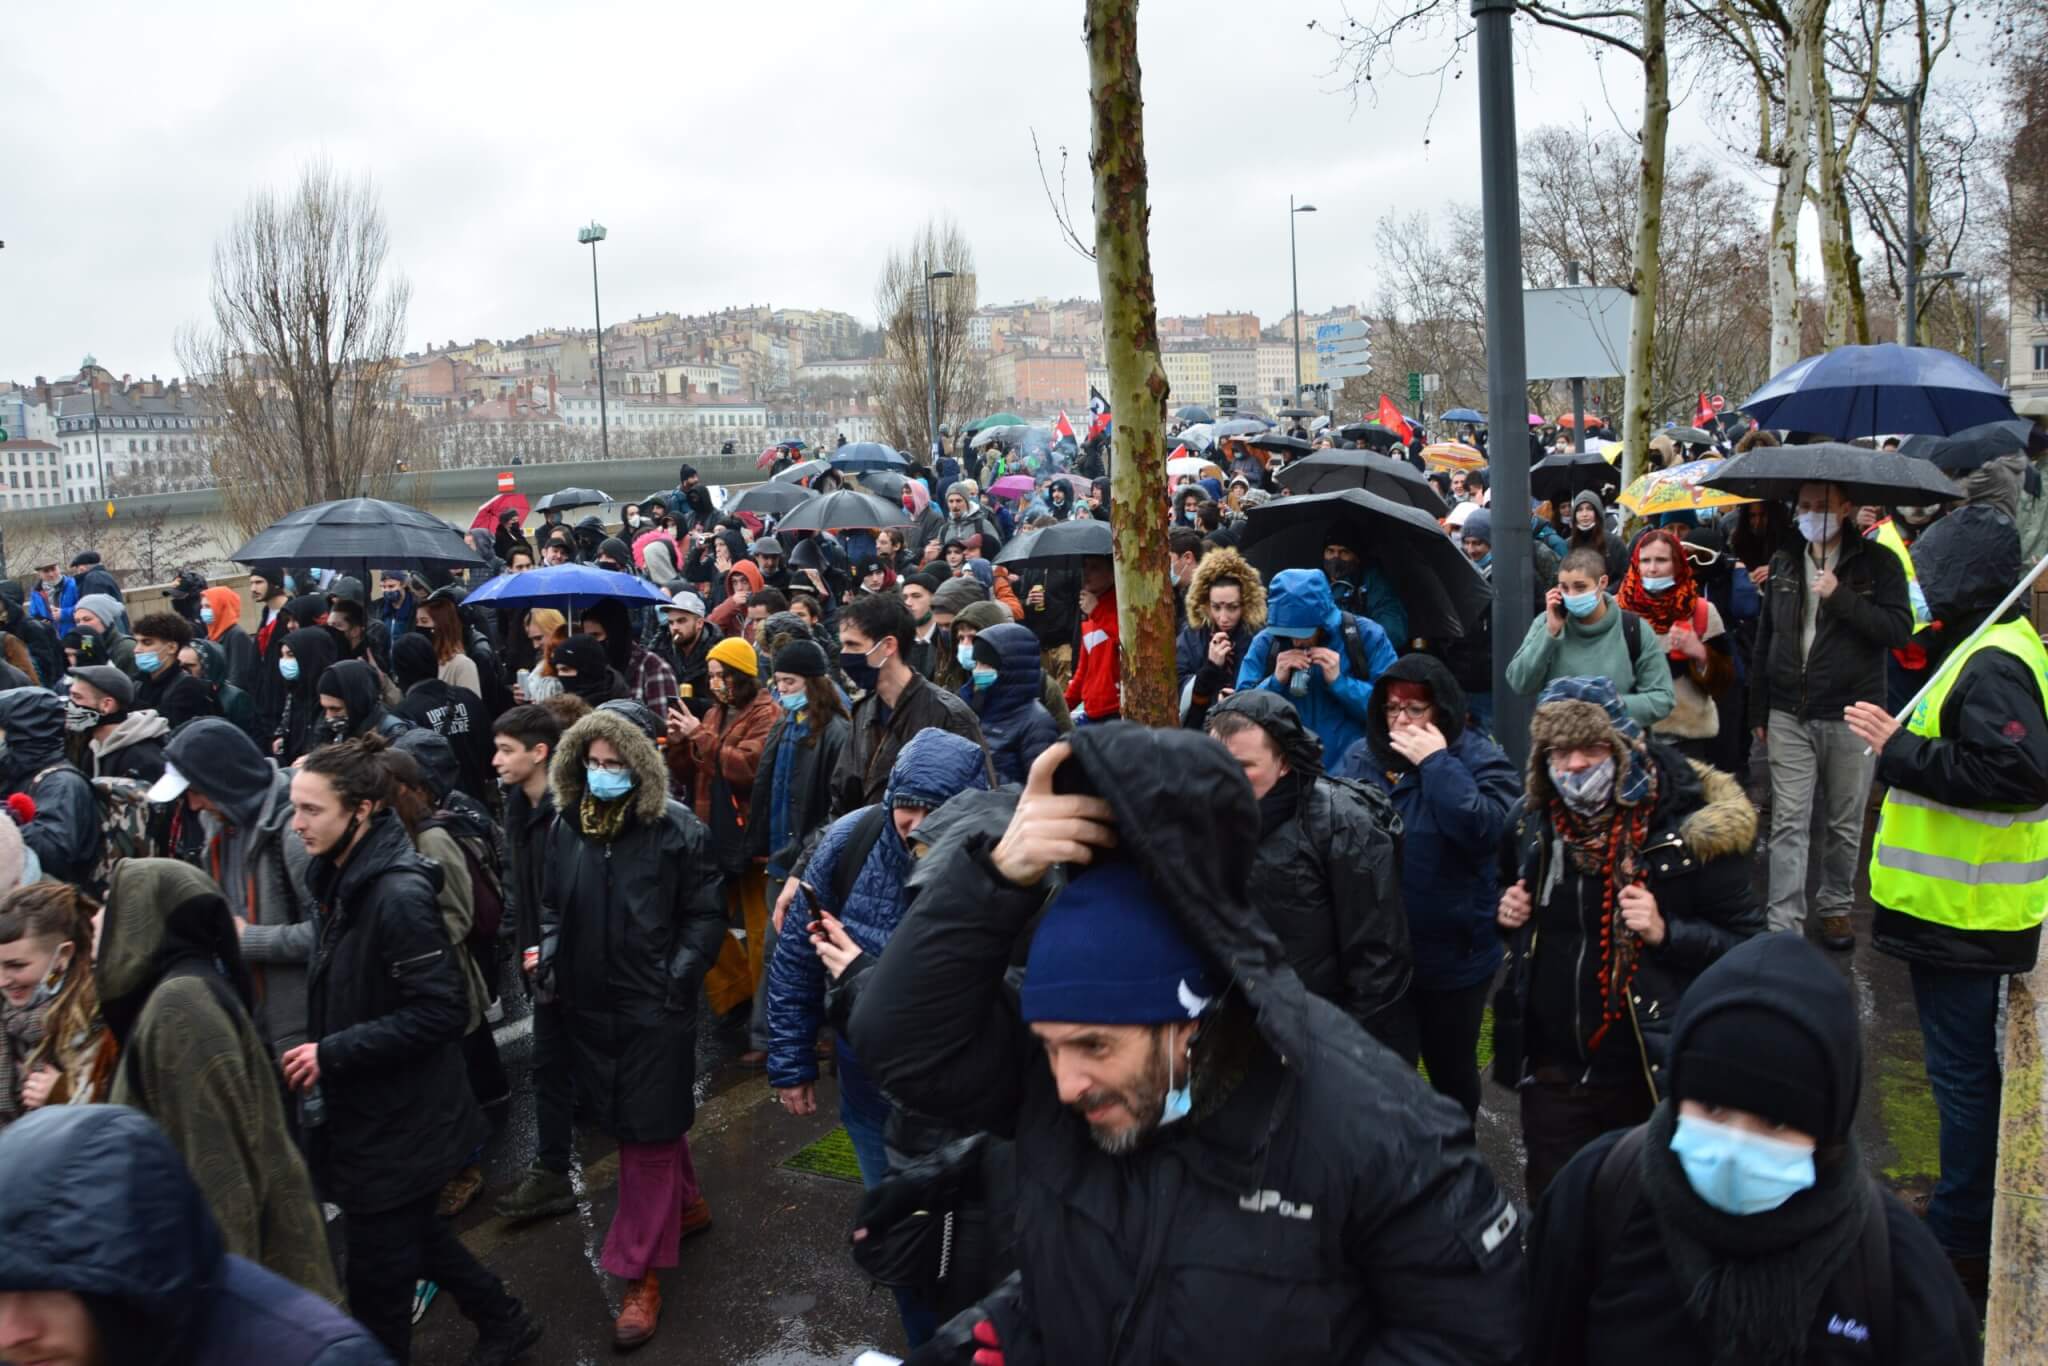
[830,805,891,911]
[1337,612,1374,682]
[1620,610,1644,672]
[1587,1123,1650,1275]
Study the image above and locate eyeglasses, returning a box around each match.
[1387,703,1435,720]
[589,758,631,775]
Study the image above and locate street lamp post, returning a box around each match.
[1289,198,1317,405]
[577,222,610,460]
[925,266,955,462]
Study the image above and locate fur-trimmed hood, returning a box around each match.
[1185,546,1266,633]
[1669,759,1758,860]
[551,706,671,826]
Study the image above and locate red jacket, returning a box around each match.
[1065,590,1121,720]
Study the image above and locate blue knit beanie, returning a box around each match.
[1021,861,1220,1025]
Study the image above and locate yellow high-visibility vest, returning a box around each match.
[1869,616,2048,933]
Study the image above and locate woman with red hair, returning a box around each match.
[1616,529,1731,759]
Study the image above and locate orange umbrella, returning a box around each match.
[1420,442,1487,472]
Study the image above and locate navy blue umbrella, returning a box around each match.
[462,562,668,611]
[829,441,907,473]
[1440,407,1487,426]
[1741,343,2015,438]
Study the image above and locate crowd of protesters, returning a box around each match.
[0,413,2029,1366]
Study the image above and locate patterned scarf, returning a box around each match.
[578,793,632,844]
[1547,755,1658,1053]
[0,999,49,1128]
[1617,528,1701,634]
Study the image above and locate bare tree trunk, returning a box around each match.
[1620,0,1668,490]
[1086,0,1175,728]
[1769,1,1820,371]
[1812,61,1870,344]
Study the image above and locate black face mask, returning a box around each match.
[839,649,880,695]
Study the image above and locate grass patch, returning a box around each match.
[782,1125,864,1184]
[1876,1047,1942,1182]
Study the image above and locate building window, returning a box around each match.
[2036,293,2048,322]
[2036,343,2048,373]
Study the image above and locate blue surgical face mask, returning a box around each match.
[1669,1113,1816,1215]
[777,689,806,713]
[956,641,976,669]
[199,607,215,626]
[1642,574,1676,593]
[1563,590,1601,619]
[134,651,162,675]
[1159,1029,1193,1128]
[972,665,999,690]
[586,766,635,801]
[279,656,301,682]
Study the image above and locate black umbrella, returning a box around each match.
[1706,443,1965,506]
[1276,406,1319,420]
[1529,451,1620,504]
[1274,451,1448,515]
[856,469,915,502]
[728,482,817,518]
[1337,422,1400,450]
[1175,405,1215,424]
[1238,489,1489,641]
[1248,432,1313,456]
[771,488,910,534]
[993,518,1112,569]
[1900,420,2034,475]
[533,487,612,513]
[1664,426,1717,446]
[830,442,908,473]
[231,498,485,575]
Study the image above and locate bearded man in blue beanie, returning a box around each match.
[852,728,1523,1366]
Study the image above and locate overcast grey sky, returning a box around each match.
[1,0,1733,383]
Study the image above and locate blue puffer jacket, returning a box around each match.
[1237,568,1395,763]
[960,622,1060,785]
[764,728,992,1088]
[1335,653,1520,991]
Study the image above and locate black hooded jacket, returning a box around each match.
[304,808,484,1214]
[0,580,61,689]
[850,723,1525,1365]
[275,627,340,763]
[1750,525,1912,722]
[1525,935,1979,1366]
[0,1106,388,1366]
[1210,690,1413,1044]
[390,641,493,804]
[136,657,221,730]
[1873,506,2048,974]
[315,660,411,746]
[0,686,101,885]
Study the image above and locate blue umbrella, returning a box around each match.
[829,441,907,472]
[1439,407,1487,426]
[462,562,668,612]
[1741,343,2015,438]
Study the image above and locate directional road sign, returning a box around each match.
[1313,320,1370,344]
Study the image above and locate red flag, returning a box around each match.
[1376,394,1414,446]
[1051,410,1076,443]
[1693,392,1715,427]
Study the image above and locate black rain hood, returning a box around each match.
[1666,931,1861,1143]
[316,659,387,736]
[0,1104,224,1364]
[1208,688,1326,778]
[1362,651,1469,770]
[583,597,637,672]
[164,718,276,832]
[1912,502,2020,629]
[0,685,66,779]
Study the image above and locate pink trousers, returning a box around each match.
[599,1135,701,1279]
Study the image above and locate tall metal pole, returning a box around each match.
[1474,0,1534,765]
[1973,276,1986,370]
[1903,94,1921,348]
[1290,195,1303,404]
[1567,259,1588,453]
[924,263,943,462]
[590,245,609,460]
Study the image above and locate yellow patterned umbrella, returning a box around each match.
[1618,458,1757,516]
[1420,441,1487,471]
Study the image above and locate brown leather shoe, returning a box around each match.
[613,1273,661,1351]
[678,1197,713,1241]
[1820,914,1855,951]
[437,1165,484,1219]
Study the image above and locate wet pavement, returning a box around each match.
[410,995,901,1366]
[407,752,1938,1364]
